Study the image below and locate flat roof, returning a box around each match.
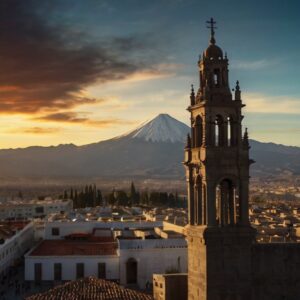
[29,239,117,256]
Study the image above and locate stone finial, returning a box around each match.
[243,127,249,148]
[186,133,191,149]
[190,84,195,106]
[235,80,241,101]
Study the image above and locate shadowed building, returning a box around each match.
[184,19,300,300]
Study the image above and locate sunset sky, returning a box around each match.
[0,0,299,148]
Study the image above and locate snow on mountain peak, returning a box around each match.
[125,113,190,143]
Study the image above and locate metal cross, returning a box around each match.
[206,17,217,39]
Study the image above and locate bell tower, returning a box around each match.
[184,19,255,300]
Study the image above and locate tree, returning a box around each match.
[70,188,74,200]
[168,193,175,207]
[106,192,116,206]
[116,190,129,206]
[95,189,103,207]
[63,190,68,199]
[140,191,149,205]
[17,191,23,199]
[73,189,79,208]
[130,182,140,205]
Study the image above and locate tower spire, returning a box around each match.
[206,17,217,45]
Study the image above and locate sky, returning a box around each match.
[0,0,299,148]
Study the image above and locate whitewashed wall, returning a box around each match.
[119,239,187,289]
[25,255,119,281]
[0,222,34,275]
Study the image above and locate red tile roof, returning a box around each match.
[29,240,117,256]
[26,276,153,300]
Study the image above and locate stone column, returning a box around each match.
[239,179,250,225]
[188,179,195,225]
[206,182,216,227]
[194,184,198,225]
[202,184,207,225]
[229,186,235,225]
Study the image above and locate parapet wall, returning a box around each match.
[252,243,300,300]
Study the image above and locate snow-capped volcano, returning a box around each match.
[0,113,299,180]
[125,114,190,143]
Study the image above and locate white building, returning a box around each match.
[0,198,73,220]
[0,221,34,275]
[25,221,187,288]
[25,235,119,281]
[119,238,187,288]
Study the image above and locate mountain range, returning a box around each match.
[0,114,299,180]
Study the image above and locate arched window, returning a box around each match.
[213,69,220,87]
[194,176,202,225]
[227,116,232,146]
[191,127,195,148]
[215,115,224,146]
[194,116,203,147]
[216,179,237,226]
[126,258,137,285]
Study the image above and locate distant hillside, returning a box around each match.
[0,114,299,180]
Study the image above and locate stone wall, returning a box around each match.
[252,243,300,300]
[153,273,187,300]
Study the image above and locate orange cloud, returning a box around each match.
[9,127,62,135]
[34,112,136,128]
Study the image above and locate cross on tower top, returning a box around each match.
[206,17,217,44]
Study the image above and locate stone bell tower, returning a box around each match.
[184,19,255,300]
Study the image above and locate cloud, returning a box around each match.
[244,93,300,114]
[231,59,277,70]
[0,1,163,114]
[35,112,136,128]
[9,127,61,135]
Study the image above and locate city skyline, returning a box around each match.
[0,0,299,148]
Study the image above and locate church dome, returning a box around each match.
[204,44,223,59]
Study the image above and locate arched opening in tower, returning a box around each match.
[214,115,224,146]
[227,116,232,146]
[194,176,203,225]
[194,115,203,147]
[216,179,239,226]
[213,69,220,87]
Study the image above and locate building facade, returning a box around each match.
[0,221,34,275]
[25,220,188,289]
[0,199,73,220]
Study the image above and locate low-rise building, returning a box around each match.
[25,220,188,289]
[25,233,119,281]
[0,198,73,220]
[0,220,34,275]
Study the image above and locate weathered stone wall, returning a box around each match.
[153,273,188,300]
[187,226,207,300]
[252,243,300,300]
[187,226,255,300]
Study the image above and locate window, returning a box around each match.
[52,228,60,236]
[35,206,44,214]
[34,263,42,282]
[76,263,84,279]
[98,263,106,279]
[54,263,62,281]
